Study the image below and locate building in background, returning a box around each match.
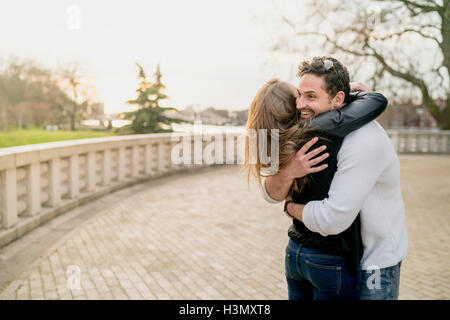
[377,101,438,130]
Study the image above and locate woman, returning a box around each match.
[244,78,387,300]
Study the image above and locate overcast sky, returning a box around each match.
[0,0,301,114]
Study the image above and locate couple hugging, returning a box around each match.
[244,56,408,300]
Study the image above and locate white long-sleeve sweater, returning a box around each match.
[262,121,408,270]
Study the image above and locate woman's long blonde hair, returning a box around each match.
[243,78,324,198]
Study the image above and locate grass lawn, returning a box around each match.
[0,129,117,148]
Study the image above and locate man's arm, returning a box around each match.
[297,124,388,236]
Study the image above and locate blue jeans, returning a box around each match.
[285,239,362,300]
[360,261,402,300]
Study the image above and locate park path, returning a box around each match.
[0,155,449,300]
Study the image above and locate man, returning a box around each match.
[263,56,408,300]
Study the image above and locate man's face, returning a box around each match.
[296,74,334,119]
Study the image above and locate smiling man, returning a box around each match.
[296,71,347,119]
[263,56,408,300]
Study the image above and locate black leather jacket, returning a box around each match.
[310,91,388,136]
[288,91,388,276]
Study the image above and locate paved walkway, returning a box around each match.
[0,155,449,300]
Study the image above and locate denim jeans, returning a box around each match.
[285,239,362,300]
[360,261,402,300]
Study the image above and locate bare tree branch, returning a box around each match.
[371,27,442,48]
[375,0,443,14]
[366,43,443,119]
[295,31,372,57]
[272,0,449,128]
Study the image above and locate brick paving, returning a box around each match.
[0,155,449,300]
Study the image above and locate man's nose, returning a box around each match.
[296,96,305,110]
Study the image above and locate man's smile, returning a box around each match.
[300,109,314,119]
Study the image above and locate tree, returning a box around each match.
[0,59,28,131]
[272,0,450,129]
[59,63,95,131]
[25,63,71,128]
[0,58,94,131]
[122,63,187,134]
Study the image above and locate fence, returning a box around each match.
[387,129,450,154]
[0,132,243,248]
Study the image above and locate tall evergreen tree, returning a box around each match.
[122,63,186,133]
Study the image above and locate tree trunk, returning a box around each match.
[71,102,77,131]
[1,107,7,132]
[70,114,76,131]
[439,98,450,130]
[437,4,450,129]
[1,108,4,131]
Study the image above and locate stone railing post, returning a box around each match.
[144,144,152,175]
[69,154,79,199]
[86,151,96,192]
[103,148,111,186]
[27,162,41,216]
[131,145,139,178]
[158,141,166,173]
[49,158,61,207]
[117,147,126,182]
[1,168,17,229]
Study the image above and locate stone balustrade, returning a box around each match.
[0,128,448,248]
[387,129,450,154]
[0,132,242,248]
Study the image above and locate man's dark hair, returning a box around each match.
[297,56,351,103]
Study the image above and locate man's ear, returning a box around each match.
[332,91,346,109]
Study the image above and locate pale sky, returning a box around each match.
[1,1,443,115]
[0,0,297,115]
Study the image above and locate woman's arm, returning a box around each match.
[309,91,388,138]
